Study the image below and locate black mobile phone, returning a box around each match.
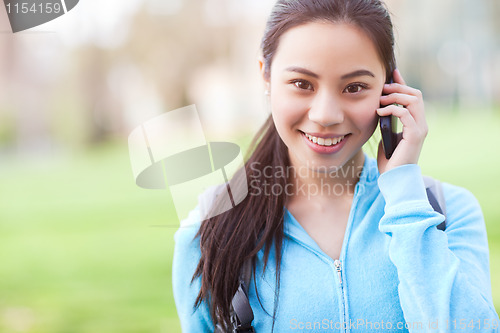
[379,115,397,159]
[379,76,398,159]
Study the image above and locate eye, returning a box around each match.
[290,79,314,91]
[343,83,368,94]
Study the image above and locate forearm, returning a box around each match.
[378,164,499,332]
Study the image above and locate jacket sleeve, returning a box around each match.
[172,204,215,333]
[378,164,499,332]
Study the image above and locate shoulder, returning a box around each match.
[173,182,230,272]
[439,182,492,298]
[441,181,479,207]
[172,186,223,331]
[174,207,202,253]
[174,183,227,244]
[376,164,486,231]
[172,204,202,280]
[440,181,485,232]
[173,184,222,270]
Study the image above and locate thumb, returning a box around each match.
[377,133,404,174]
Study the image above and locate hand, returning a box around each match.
[377,69,428,174]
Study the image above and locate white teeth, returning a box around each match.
[304,133,345,146]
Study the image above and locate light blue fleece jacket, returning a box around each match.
[172,156,499,332]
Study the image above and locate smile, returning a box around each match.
[303,133,346,147]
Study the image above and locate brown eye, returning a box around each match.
[292,80,313,91]
[344,83,367,94]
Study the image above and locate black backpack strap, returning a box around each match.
[229,258,255,332]
[214,258,255,333]
[423,176,447,231]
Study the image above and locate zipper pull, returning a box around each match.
[334,259,342,285]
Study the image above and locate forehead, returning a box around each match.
[271,21,385,78]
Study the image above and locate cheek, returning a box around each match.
[348,97,380,131]
[270,85,309,127]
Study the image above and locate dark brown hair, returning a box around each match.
[192,0,396,331]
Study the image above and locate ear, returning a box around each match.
[258,57,270,92]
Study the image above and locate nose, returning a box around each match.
[308,91,344,127]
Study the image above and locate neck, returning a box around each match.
[288,150,365,203]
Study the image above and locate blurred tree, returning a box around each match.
[2,0,498,153]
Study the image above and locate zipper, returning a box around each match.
[334,259,346,332]
[334,181,364,332]
[334,259,342,285]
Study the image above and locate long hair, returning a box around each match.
[192,0,396,331]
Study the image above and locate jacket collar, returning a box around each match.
[283,154,379,249]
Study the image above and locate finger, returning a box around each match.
[393,68,406,86]
[380,89,425,125]
[377,104,417,130]
[380,93,419,108]
[382,83,422,97]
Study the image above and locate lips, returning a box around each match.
[303,132,346,147]
[299,131,349,154]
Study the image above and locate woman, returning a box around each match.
[173,0,499,332]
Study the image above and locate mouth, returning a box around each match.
[299,130,350,155]
[300,131,347,147]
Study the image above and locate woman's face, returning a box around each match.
[263,22,386,173]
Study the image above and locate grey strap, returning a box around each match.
[229,258,255,332]
[214,259,255,333]
[423,176,447,230]
[240,257,253,290]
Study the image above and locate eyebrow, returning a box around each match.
[285,66,320,79]
[284,66,375,80]
[341,69,375,80]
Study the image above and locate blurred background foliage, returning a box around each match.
[0,0,499,332]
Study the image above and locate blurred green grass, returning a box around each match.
[0,111,499,333]
[0,143,182,333]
